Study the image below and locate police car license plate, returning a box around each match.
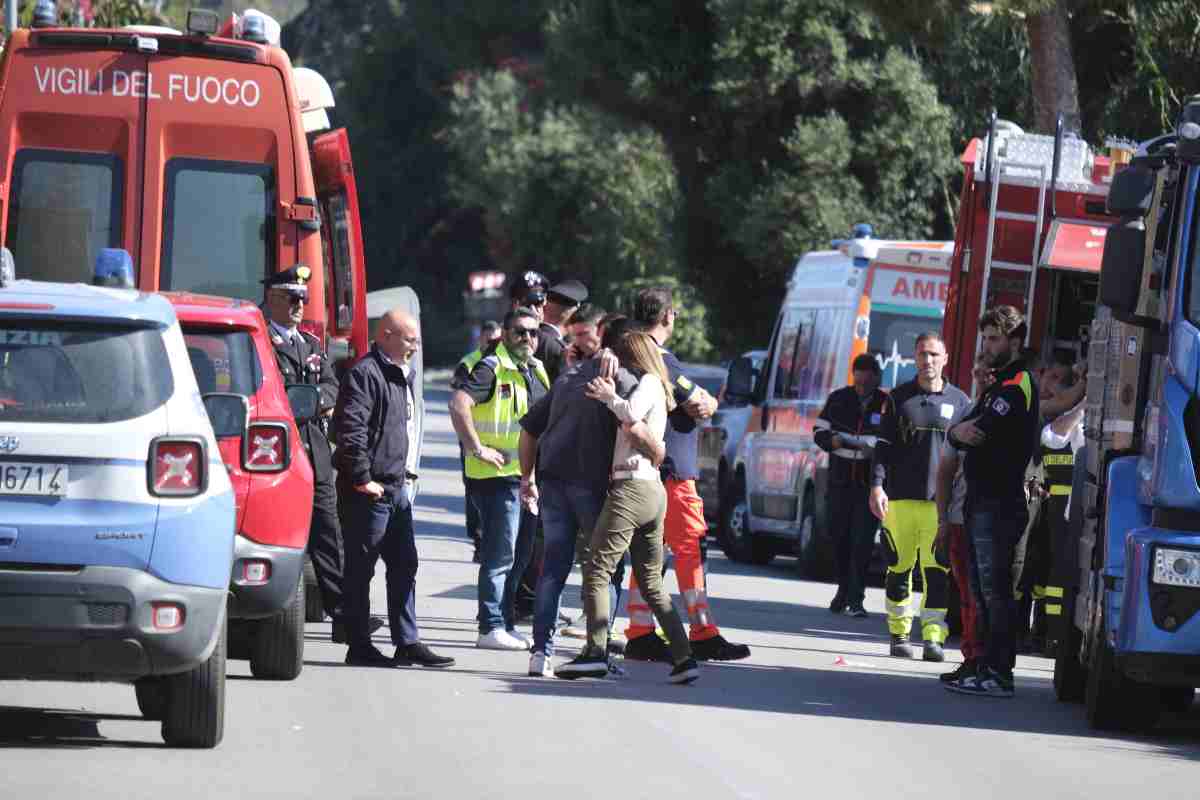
[0,462,68,496]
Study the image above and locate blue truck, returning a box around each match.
[1052,98,1200,730]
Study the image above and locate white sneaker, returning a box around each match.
[477,629,529,651]
[528,651,553,677]
[508,630,533,650]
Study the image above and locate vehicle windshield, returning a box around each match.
[5,149,122,284]
[161,158,275,301]
[868,311,940,389]
[182,329,264,397]
[0,321,172,423]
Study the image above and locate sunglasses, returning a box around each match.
[525,292,547,306]
[274,289,307,304]
[510,327,539,340]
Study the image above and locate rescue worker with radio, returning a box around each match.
[815,353,888,619]
[263,266,377,643]
[868,332,970,661]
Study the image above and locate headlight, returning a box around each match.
[1153,547,1200,588]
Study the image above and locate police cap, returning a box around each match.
[510,269,548,301]
[546,279,587,308]
[264,265,312,300]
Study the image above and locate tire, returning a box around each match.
[793,490,819,578]
[1161,686,1195,713]
[161,611,226,749]
[718,482,774,565]
[249,576,305,681]
[302,555,324,623]
[1053,616,1087,704]
[134,677,168,720]
[1085,612,1160,732]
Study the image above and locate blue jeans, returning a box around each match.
[533,478,608,656]
[339,485,419,649]
[475,479,532,634]
[966,498,1029,676]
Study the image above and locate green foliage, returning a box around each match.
[445,69,681,301]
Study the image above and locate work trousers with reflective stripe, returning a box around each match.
[625,479,719,643]
[882,500,948,643]
[947,522,982,661]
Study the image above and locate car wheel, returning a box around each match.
[134,677,168,720]
[249,576,305,681]
[794,491,818,577]
[1053,592,1086,704]
[1161,686,1194,713]
[303,554,324,623]
[161,610,226,748]
[1085,610,1160,732]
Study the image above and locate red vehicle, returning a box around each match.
[942,116,1126,383]
[0,8,369,368]
[166,292,315,680]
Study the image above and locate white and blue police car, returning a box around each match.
[0,249,236,748]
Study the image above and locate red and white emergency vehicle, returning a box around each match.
[717,230,952,569]
[942,116,1123,385]
[0,7,369,368]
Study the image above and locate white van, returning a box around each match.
[717,229,952,570]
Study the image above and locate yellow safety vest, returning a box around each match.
[465,342,549,480]
[459,348,484,373]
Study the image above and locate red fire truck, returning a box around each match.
[0,7,369,367]
[942,115,1127,382]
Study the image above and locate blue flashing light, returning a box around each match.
[852,223,874,240]
[240,14,268,44]
[94,248,135,289]
[32,0,57,28]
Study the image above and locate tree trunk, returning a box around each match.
[1025,0,1081,133]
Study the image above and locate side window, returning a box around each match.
[6,149,123,283]
[782,310,816,399]
[161,158,275,301]
[800,308,850,404]
[772,311,801,400]
[322,191,355,330]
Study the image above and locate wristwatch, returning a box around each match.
[472,445,484,459]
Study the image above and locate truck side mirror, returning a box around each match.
[725,356,756,404]
[286,384,321,423]
[202,393,249,438]
[1099,218,1146,320]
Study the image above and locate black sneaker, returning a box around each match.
[923,641,945,663]
[624,632,673,663]
[939,659,977,684]
[669,658,700,685]
[344,646,395,668]
[829,592,848,614]
[848,605,869,619]
[692,635,751,662]
[394,642,455,668]
[947,666,1014,698]
[890,635,914,658]
[555,647,609,679]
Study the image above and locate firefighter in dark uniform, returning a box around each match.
[263,266,375,642]
[814,353,888,618]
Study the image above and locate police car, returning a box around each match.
[0,249,236,748]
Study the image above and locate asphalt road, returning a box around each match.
[2,381,1198,799]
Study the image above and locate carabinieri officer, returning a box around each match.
[263,265,366,642]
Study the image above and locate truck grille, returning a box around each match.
[751,494,798,521]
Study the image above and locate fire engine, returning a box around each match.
[0,5,369,367]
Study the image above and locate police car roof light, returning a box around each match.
[238,10,280,46]
[0,248,14,288]
[94,248,135,289]
[186,8,220,36]
[32,0,56,28]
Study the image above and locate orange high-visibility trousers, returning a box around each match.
[624,479,720,642]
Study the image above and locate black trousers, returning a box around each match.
[340,486,420,649]
[829,485,878,607]
[309,474,345,619]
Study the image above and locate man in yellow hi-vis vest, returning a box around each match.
[450,308,550,651]
[455,321,503,563]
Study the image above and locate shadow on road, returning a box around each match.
[0,706,162,749]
